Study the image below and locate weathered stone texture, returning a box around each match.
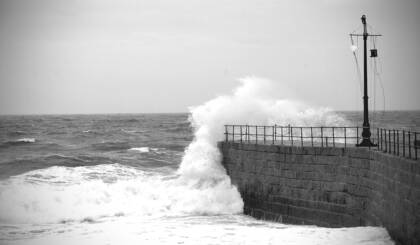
[219,142,420,245]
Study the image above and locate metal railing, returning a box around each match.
[376,128,419,160]
[224,125,419,160]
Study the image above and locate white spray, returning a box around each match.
[177,76,346,213]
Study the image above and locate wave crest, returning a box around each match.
[0,164,241,224]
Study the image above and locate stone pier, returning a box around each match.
[219,142,420,245]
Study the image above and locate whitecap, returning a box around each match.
[15,138,36,143]
[128,147,150,153]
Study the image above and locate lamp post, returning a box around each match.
[350,15,381,147]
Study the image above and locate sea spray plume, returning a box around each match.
[177,77,346,213]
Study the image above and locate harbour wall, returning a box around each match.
[218,142,420,245]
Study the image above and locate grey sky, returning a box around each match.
[0,0,419,114]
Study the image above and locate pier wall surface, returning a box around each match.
[219,142,420,245]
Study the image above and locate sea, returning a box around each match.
[1,110,418,245]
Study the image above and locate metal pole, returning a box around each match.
[357,15,376,147]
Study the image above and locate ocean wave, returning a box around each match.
[14,138,36,143]
[128,147,150,153]
[0,153,116,180]
[128,147,165,154]
[0,164,241,224]
[0,138,36,148]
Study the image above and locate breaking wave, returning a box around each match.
[177,77,345,210]
[0,164,240,224]
[0,138,37,148]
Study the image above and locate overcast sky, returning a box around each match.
[0,0,419,114]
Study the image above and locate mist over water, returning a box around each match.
[0,77,398,244]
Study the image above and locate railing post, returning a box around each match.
[393,129,396,154]
[248,125,250,142]
[300,127,303,147]
[246,125,248,143]
[291,126,294,146]
[255,126,258,144]
[408,132,411,159]
[415,132,418,160]
[356,127,359,145]
[402,130,405,157]
[377,128,380,150]
[388,129,391,154]
[332,127,335,147]
[281,126,284,145]
[272,125,275,145]
[311,127,314,147]
[321,127,323,147]
[326,137,328,147]
[380,128,383,151]
[225,125,228,142]
[397,130,399,156]
[240,125,243,143]
[344,127,347,148]
[263,126,266,144]
[232,125,235,142]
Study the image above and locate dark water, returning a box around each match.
[0,114,193,180]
